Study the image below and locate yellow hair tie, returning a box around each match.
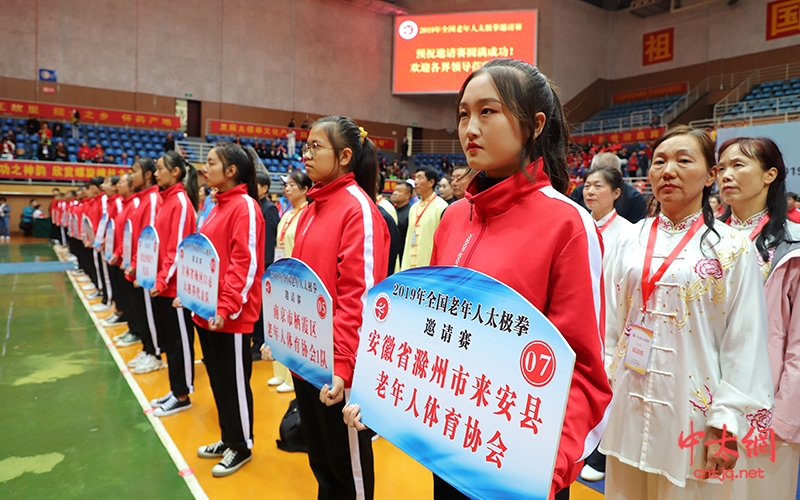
[359,126,369,144]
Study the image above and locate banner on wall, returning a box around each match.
[393,10,538,94]
[766,0,800,40]
[0,98,180,129]
[136,225,159,291]
[350,266,575,499]
[612,82,687,104]
[0,160,129,182]
[262,258,334,390]
[176,233,219,320]
[572,127,665,145]
[207,120,397,150]
[642,27,674,66]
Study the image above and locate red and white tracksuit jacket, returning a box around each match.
[292,172,390,387]
[128,185,162,281]
[431,159,613,498]
[112,195,139,265]
[154,183,196,298]
[194,183,265,334]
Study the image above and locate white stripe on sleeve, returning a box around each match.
[230,195,258,320]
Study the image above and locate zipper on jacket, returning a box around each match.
[462,203,486,267]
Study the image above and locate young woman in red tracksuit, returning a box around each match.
[344,60,613,500]
[148,152,199,417]
[192,142,264,477]
[98,176,123,321]
[107,174,140,341]
[288,116,389,500]
[124,157,164,374]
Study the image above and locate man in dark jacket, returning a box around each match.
[569,152,647,223]
[252,172,280,359]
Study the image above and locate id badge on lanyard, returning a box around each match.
[624,324,654,376]
[410,230,418,246]
[274,246,286,262]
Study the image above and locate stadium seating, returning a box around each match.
[722,78,800,119]
[574,94,683,134]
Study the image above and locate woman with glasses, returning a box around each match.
[287,116,389,500]
[266,170,313,394]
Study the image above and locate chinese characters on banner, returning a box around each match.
[122,221,133,269]
[612,82,687,104]
[643,27,674,66]
[0,99,180,129]
[0,160,130,182]
[176,233,219,320]
[93,214,108,251]
[104,219,116,262]
[766,0,800,40]
[572,127,666,146]
[262,258,334,390]
[81,215,94,247]
[393,11,538,94]
[350,266,575,499]
[136,225,159,291]
[207,120,397,151]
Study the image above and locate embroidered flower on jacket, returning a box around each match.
[755,248,776,268]
[690,385,713,416]
[746,408,773,432]
[694,258,723,280]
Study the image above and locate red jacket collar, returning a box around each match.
[307,172,356,206]
[464,158,551,218]
[136,185,159,199]
[159,182,184,200]
[215,183,248,206]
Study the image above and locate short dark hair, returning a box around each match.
[256,172,271,188]
[417,166,439,184]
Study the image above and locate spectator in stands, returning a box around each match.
[437,174,456,204]
[1,137,14,159]
[20,199,37,236]
[5,130,15,144]
[90,142,104,163]
[300,118,310,130]
[26,116,40,135]
[105,154,116,165]
[78,141,91,162]
[55,142,68,162]
[401,136,409,161]
[451,165,476,200]
[71,110,80,140]
[400,166,448,270]
[15,146,27,160]
[39,135,53,161]
[390,180,413,262]
[52,121,64,138]
[39,122,52,141]
[569,152,647,223]
[164,132,175,152]
[287,117,295,128]
[254,140,267,159]
[272,142,286,160]
[119,152,131,166]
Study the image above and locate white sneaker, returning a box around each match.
[267,377,282,386]
[112,330,130,342]
[153,395,192,417]
[127,351,148,368]
[150,392,173,408]
[276,382,294,393]
[580,464,605,482]
[80,284,96,291]
[91,303,112,312]
[131,354,164,374]
[77,276,91,283]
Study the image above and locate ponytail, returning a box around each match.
[213,141,259,200]
[162,151,199,211]
[314,116,378,197]
[133,157,157,188]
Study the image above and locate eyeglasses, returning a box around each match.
[301,141,331,159]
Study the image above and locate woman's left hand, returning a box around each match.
[320,376,345,406]
[149,288,160,297]
[208,314,225,331]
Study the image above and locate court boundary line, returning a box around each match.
[58,249,209,500]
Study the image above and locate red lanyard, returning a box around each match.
[414,194,438,227]
[641,215,705,309]
[279,204,307,243]
[727,214,770,241]
[599,211,618,234]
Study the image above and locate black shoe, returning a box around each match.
[198,440,227,459]
[154,395,192,417]
[211,449,252,477]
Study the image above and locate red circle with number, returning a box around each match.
[179,248,184,259]
[373,293,390,323]
[210,258,216,273]
[316,295,327,319]
[520,341,556,387]
[264,279,272,296]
